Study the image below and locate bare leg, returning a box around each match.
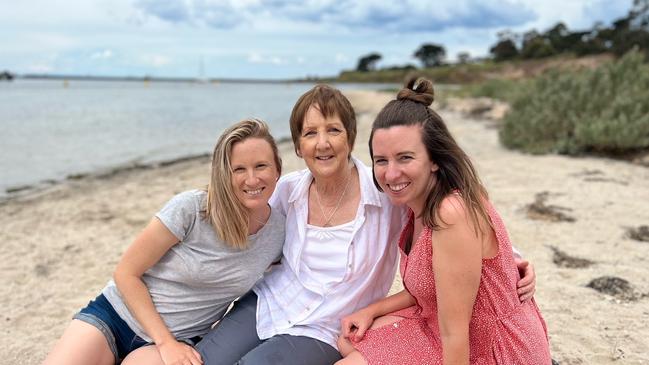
[121,345,163,365]
[334,351,368,365]
[42,319,114,365]
[337,334,357,357]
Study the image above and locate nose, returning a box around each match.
[245,170,259,186]
[316,132,330,149]
[384,161,401,182]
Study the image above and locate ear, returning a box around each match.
[431,162,439,173]
[295,146,302,158]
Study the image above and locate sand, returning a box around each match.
[1,90,648,364]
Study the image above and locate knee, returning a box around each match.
[195,337,221,365]
[334,357,354,365]
[337,335,354,357]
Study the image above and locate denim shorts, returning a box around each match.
[74,293,203,362]
[73,293,150,362]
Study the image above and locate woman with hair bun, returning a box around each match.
[337,78,551,364]
[43,119,285,365]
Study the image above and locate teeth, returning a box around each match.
[389,183,409,192]
[316,156,332,160]
[244,188,263,195]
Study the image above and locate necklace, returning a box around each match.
[314,170,352,227]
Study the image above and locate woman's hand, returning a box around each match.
[340,308,376,342]
[515,258,536,302]
[157,339,203,365]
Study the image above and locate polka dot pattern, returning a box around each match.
[351,203,552,364]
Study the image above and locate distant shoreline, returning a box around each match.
[13,74,332,84]
[1,135,294,203]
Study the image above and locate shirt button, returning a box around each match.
[306,306,311,311]
[288,320,292,324]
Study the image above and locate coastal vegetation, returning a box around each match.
[340,1,649,158]
[500,49,649,156]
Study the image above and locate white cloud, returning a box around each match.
[1,0,636,78]
[90,49,113,59]
[335,53,349,64]
[141,54,171,67]
[247,52,286,65]
[247,52,264,63]
[25,63,54,73]
[514,0,632,31]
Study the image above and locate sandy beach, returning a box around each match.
[1,90,648,364]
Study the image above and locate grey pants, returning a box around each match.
[196,292,342,365]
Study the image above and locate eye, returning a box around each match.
[302,130,316,137]
[255,163,268,169]
[233,166,246,173]
[373,158,387,165]
[328,127,342,134]
[399,155,413,161]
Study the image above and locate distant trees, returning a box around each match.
[520,30,556,59]
[413,43,446,68]
[489,0,649,62]
[356,53,382,72]
[457,52,471,64]
[0,70,15,81]
[490,31,520,61]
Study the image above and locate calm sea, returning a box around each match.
[0,79,395,196]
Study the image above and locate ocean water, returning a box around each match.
[0,79,394,196]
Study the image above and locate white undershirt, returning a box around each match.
[301,220,355,286]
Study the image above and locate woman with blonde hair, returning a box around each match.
[42,119,286,365]
[336,78,551,364]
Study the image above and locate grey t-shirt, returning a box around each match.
[102,190,285,342]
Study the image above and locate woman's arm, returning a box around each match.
[113,218,202,365]
[432,198,483,365]
[340,289,416,341]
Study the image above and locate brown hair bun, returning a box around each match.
[396,76,434,106]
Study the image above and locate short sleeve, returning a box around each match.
[269,173,295,216]
[155,190,201,241]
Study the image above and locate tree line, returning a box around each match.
[356,43,447,72]
[490,0,648,61]
[355,0,648,72]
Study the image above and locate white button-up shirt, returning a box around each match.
[254,157,408,348]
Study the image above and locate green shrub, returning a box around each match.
[457,78,532,102]
[336,61,505,84]
[500,50,649,155]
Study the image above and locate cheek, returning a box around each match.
[231,177,242,192]
[373,167,386,184]
[297,139,310,156]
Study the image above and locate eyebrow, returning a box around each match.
[372,151,415,159]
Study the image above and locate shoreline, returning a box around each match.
[1,136,296,204]
[2,90,648,364]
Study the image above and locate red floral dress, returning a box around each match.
[352,203,551,364]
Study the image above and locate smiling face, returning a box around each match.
[297,105,351,179]
[230,137,280,212]
[371,125,439,214]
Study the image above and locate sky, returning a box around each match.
[1,0,635,80]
